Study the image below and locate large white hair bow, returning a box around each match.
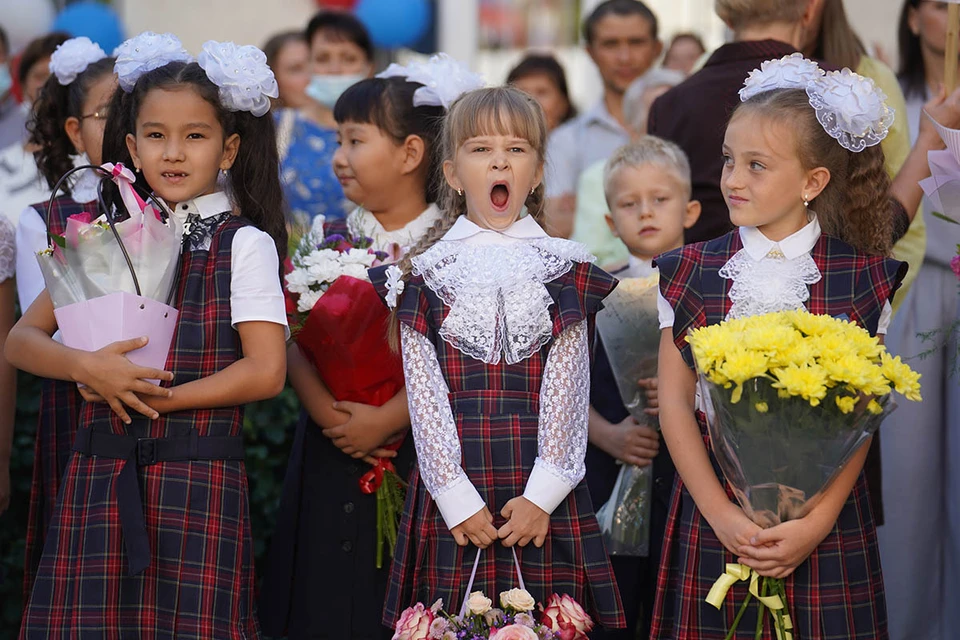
[50,37,107,86]
[115,32,193,92]
[377,53,485,109]
[739,53,824,102]
[197,40,278,117]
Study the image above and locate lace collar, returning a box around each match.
[720,216,822,320]
[69,154,100,204]
[412,217,595,365]
[347,203,441,253]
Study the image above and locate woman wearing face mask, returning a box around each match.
[278,11,374,229]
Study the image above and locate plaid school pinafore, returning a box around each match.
[20,214,260,639]
[371,260,627,632]
[649,231,906,640]
[22,196,93,603]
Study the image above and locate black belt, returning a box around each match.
[73,427,245,576]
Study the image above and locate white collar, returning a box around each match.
[738,215,821,261]
[69,154,101,205]
[442,214,548,244]
[347,203,441,249]
[169,191,232,221]
[627,255,656,278]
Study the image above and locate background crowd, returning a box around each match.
[0,0,956,638]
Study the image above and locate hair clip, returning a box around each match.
[197,40,278,117]
[50,37,108,86]
[115,32,193,92]
[377,53,485,109]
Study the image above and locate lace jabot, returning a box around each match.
[411,226,595,365]
[720,219,823,319]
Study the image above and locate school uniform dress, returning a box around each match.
[649,218,905,640]
[370,215,626,631]
[20,192,287,639]
[585,256,675,640]
[259,205,440,640]
[14,168,100,602]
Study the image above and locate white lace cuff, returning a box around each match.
[523,460,575,515]
[434,477,487,530]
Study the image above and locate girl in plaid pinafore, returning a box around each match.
[14,47,117,601]
[651,59,906,639]
[371,87,626,633]
[7,38,288,638]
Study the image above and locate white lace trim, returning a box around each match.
[411,237,595,365]
[0,216,16,282]
[535,319,589,488]
[399,323,471,500]
[719,248,822,320]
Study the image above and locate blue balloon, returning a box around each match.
[52,1,125,54]
[355,0,431,50]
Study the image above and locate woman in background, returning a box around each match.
[506,53,576,134]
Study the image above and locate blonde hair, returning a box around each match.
[603,135,693,204]
[388,86,549,347]
[622,68,685,132]
[714,0,806,31]
[732,89,892,256]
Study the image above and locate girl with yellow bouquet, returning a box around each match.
[652,54,907,639]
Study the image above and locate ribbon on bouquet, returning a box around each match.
[706,563,794,640]
[359,457,397,494]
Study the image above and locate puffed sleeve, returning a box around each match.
[230,226,290,338]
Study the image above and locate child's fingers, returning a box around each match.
[130,366,174,382]
[107,398,132,425]
[533,532,546,548]
[132,380,173,398]
[121,392,160,420]
[453,530,468,546]
[501,501,514,520]
[369,447,398,459]
[107,336,149,354]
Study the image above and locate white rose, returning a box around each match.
[341,247,377,266]
[296,288,323,313]
[739,53,823,102]
[466,591,492,616]
[499,588,536,612]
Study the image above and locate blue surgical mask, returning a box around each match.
[0,66,11,98]
[306,73,365,109]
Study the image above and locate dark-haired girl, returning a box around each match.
[13,36,116,603]
[6,33,288,638]
[259,64,457,640]
[506,53,575,134]
[279,11,375,229]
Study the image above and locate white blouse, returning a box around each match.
[346,204,441,255]
[657,218,892,333]
[400,215,594,529]
[15,190,288,335]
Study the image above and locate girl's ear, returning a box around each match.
[125,133,141,171]
[221,133,241,170]
[442,159,462,193]
[64,117,84,155]
[400,134,426,176]
[804,166,831,202]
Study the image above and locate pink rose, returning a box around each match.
[541,594,594,640]
[68,212,94,225]
[392,603,434,640]
[950,254,960,281]
[490,624,539,640]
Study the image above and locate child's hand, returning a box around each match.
[706,502,764,558]
[451,506,498,548]
[498,497,549,548]
[736,517,831,579]
[594,417,660,467]
[78,337,174,424]
[638,377,659,417]
[322,401,391,458]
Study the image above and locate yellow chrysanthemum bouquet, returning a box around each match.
[688,310,921,640]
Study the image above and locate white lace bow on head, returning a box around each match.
[115,32,193,92]
[740,54,893,153]
[377,53,485,109]
[411,238,595,365]
[198,40,278,117]
[50,37,107,86]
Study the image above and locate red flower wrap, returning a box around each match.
[294,276,404,407]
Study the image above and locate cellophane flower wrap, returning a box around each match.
[284,215,406,568]
[688,310,921,640]
[393,589,593,640]
[593,274,661,557]
[35,163,181,374]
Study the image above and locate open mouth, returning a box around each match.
[162,171,189,184]
[490,182,510,212]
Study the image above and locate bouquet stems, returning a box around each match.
[372,466,406,569]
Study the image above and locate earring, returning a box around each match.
[135,166,141,174]
[220,168,229,179]
[457,188,463,197]
[803,194,809,208]
[530,187,535,196]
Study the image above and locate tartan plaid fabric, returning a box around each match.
[21,216,261,639]
[22,198,89,603]
[379,261,626,630]
[650,231,904,639]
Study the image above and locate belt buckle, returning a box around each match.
[136,438,158,465]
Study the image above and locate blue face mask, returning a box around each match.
[306,73,366,109]
[0,66,11,98]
